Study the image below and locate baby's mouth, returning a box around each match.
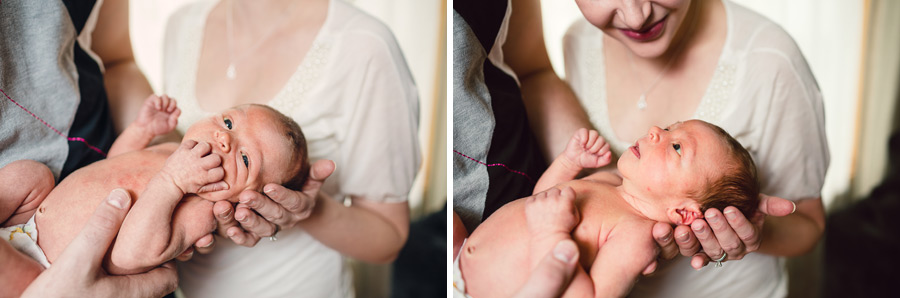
[631,142,641,159]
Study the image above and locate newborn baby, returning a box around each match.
[455,120,759,297]
[0,95,309,275]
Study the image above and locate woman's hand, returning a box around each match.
[651,194,797,269]
[21,189,178,297]
[198,160,335,250]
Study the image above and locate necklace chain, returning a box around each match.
[225,0,298,80]
[623,1,701,111]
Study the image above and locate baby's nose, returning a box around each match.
[215,130,232,153]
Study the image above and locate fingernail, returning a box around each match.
[659,233,672,243]
[724,209,737,220]
[693,225,705,233]
[553,240,577,263]
[227,229,236,237]
[107,189,129,210]
[791,201,797,214]
[264,187,275,194]
[199,240,213,248]
[677,231,690,242]
[220,209,232,219]
[236,214,246,222]
[707,213,719,224]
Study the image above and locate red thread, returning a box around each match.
[1,88,108,157]
[454,150,534,183]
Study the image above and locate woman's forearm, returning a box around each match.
[757,198,825,256]
[297,196,409,263]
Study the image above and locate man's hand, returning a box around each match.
[134,94,180,137]
[512,239,580,298]
[161,140,227,194]
[651,194,797,268]
[198,160,334,250]
[21,189,178,297]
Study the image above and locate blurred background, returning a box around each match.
[540,0,900,296]
[128,0,446,297]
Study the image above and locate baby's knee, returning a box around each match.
[0,160,54,207]
[1,160,55,190]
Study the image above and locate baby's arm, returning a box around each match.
[534,128,611,194]
[109,140,225,274]
[108,95,180,157]
[587,222,658,297]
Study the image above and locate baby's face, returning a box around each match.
[617,120,729,201]
[182,105,294,202]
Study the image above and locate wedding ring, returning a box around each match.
[714,251,727,267]
[269,225,280,241]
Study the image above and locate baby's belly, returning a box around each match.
[460,185,608,297]
[34,151,165,264]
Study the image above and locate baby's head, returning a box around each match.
[617,120,759,225]
[182,104,309,202]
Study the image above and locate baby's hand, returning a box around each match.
[525,187,580,236]
[160,140,228,194]
[564,128,611,169]
[134,94,181,137]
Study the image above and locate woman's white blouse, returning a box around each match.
[163,0,419,296]
[564,1,828,297]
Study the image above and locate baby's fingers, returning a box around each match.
[198,181,228,193]
[191,141,212,156]
[199,153,222,169]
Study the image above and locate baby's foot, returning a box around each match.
[525,186,580,236]
[564,128,612,169]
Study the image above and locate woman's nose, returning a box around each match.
[617,0,652,30]
[215,130,232,153]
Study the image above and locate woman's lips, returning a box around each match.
[630,144,641,159]
[619,15,668,42]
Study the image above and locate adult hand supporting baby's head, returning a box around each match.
[21,189,178,298]
[206,159,336,248]
[650,194,797,269]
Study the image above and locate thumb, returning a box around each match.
[306,160,335,185]
[513,239,580,298]
[758,194,796,217]
[301,160,334,196]
[56,188,132,270]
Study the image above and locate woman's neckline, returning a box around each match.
[191,0,335,114]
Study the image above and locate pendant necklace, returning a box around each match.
[625,47,680,111]
[225,0,298,80]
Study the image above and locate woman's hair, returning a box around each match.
[249,104,310,191]
[693,121,760,219]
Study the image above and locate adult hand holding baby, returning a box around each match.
[21,189,177,297]
[196,159,336,251]
[652,194,797,269]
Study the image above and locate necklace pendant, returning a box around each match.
[637,95,647,110]
[226,64,237,80]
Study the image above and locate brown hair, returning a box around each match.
[247,104,310,191]
[692,121,760,219]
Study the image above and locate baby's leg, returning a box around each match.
[0,160,55,226]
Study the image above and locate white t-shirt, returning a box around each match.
[162,0,420,296]
[563,1,828,297]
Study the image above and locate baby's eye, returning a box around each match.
[224,117,233,130]
[241,152,249,168]
[673,144,682,155]
[664,127,670,131]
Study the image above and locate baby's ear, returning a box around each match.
[668,203,703,225]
